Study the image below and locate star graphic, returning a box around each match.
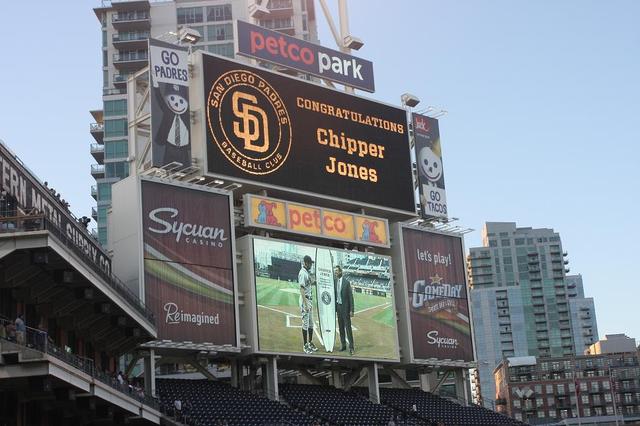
[430,274,443,285]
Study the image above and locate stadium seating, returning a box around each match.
[156,379,526,426]
[280,384,422,426]
[156,379,319,426]
[375,387,526,426]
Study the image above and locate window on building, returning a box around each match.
[104,99,127,117]
[606,406,614,415]
[104,119,127,137]
[105,161,129,179]
[501,239,511,246]
[97,206,107,224]
[207,23,233,41]
[178,7,203,24]
[515,238,525,245]
[603,380,610,390]
[580,382,588,392]
[207,43,234,57]
[605,393,612,402]
[489,239,497,247]
[97,183,112,201]
[103,70,108,88]
[207,4,232,21]
[513,400,521,408]
[105,140,128,159]
[103,50,108,67]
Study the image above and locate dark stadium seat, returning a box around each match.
[280,384,423,426]
[156,379,319,426]
[372,387,527,426]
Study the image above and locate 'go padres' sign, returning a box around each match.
[243,194,390,248]
[203,53,414,214]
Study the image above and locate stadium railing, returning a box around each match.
[0,318,159,409]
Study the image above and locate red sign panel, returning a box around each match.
[141,180,236,344]
[402,228,473,362]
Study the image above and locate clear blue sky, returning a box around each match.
[0,1,638,342]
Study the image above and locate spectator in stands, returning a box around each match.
[174,398,182,418]
[299,255,318,354]
[117,371,124,386]
[15,313,25,345]
[334,265,355,355]
[6,320,16,342]
[0,317,6,340]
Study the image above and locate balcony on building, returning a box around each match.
[112,31,149,50]
[258,17,296,36]
[91,206,98,221]
[89,122,104,143]
[91,185,98,201]
[112,72,131,88]
[91,164,105,179]
[266,0,294,18]
[90,143,104,162]
[112,8,151,31]
[113,51,148,71]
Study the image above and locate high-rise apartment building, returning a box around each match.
[468,222,599,408]
[90,0,318,246]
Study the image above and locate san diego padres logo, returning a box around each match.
[207,70,292,175]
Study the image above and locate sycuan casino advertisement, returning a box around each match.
[203,53,414,213]
[402,228,473,361]
[253,238,398,360]
[141,180,236,344]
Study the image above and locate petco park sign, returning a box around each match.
[235,20,375,92]
[243,194,389,247]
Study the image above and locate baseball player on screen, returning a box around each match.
[299,255,318,354]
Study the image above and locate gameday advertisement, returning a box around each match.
[413,114,447,219]
[203,53,415,213]
[402,227,473,361]
[252,237,399,360]
[243,194,390,247]
[0,143,111,275]
[141,180,236,344]
[149,38,191,168]
[235,20,375,92]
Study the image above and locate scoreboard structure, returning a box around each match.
[112,42,475,405]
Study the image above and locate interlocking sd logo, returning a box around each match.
[206,70,292,175]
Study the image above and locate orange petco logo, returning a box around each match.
[244,194,389,247]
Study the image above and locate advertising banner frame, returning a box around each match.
[137,176,240,350]
[234,20,376,93]
[240,234,400,363]
[242,194,390,248]
[391,223,476,367]
[148,38,192,169]
[197,51,416,217]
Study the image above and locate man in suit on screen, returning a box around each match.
[333,265,354,355]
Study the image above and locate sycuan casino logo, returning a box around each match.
[207,70,292,175]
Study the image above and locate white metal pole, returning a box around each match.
[337,0,354,94]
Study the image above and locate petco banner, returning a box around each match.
[413,114,447,220]
[149,38,191,169]
[244,194,389,247]
[402,227,473,362]
[141,180,236,345]
[236,20,375,92]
